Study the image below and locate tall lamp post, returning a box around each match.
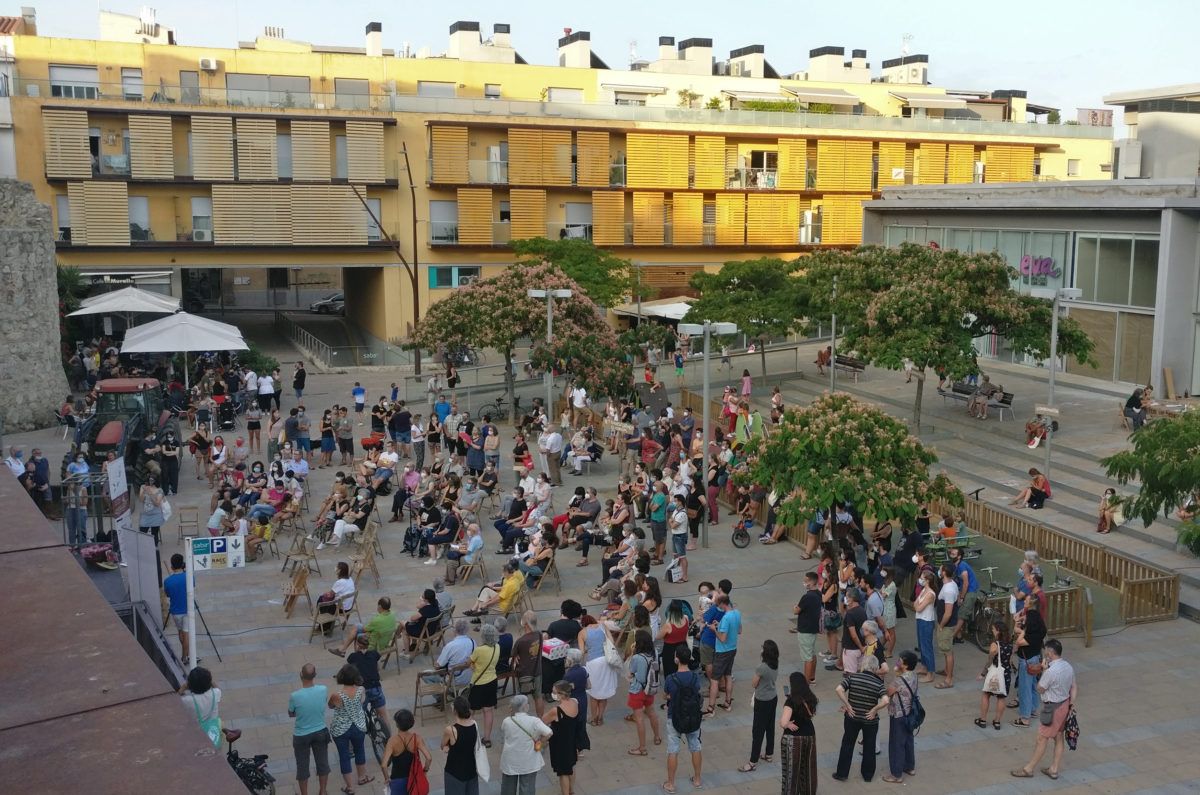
[679,319,739,548]
[528,289,573,419]
[1030,286,1081,481]
[829,274,838,392]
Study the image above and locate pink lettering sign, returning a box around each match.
[1020,255,1061,278]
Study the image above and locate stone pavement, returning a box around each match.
[8,331,1200,794]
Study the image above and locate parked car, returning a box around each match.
[310,292,344,314]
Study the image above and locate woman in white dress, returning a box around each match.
[584,632,620,727]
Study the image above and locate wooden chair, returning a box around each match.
[503,584,535,620]
[275,511,307,537]
[308,590,362,646]
[457,557,487,585]
[531,556,562,595]
[282,533,321,576]
[379,625,406,672]
[1118,400,1132,431]
[176,506,200,542]
[408,618,446,664]
[414,668,450,726]
[349,534,381,588]
[282,567,311,618]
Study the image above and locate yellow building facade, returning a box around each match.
[10,25,1114,345]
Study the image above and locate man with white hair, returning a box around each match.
[539,424,564,486]
[4,446,25,478]
[834,653,889,783]
[499,693,553,794]
[434,618,476,688]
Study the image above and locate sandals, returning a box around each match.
[1011,769,1033,778]
[1041,767,1059,780]
[662,785,676,794]
[720,699,734,711]
[882,775,904,783]
[654,736,663,746]
[628,747,648,756]
[762,756,772,763]
[973,718,987,728]
[576,560,589,567]
[993,721,1001,730]
[357,776,375,787]
[482,739,492,748]
[738,764,757,773]
[701,707,715,720]
[934,682,954,689]
[1012,718,1031,727]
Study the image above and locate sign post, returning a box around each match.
[185,536,246,671]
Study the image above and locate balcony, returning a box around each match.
[95,153,130,177]
[429,219,824,247]
[427,159,627,187]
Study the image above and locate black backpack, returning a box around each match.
[900,676,926,734]
[403,523,427,558]
[670,672,703,735]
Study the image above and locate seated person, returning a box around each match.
[246,514,271,559]
[936,514,961,541]
[424,507,460,565]
[567,430,599,475]
[463,562,525,618]
[388,463,423,522]
[1176,491,1200,521]
[400,589,442,652]
[517,533,557,583]
[248,479,288,522]
[317,489,373,550]
[1025,414,1053,448]
[455,475,485,525]
[370,441,399,490]
[967,375,1002,419]
[1124,387,1147,430]
[446,522,484,574]
[1011,467,1051,509]
[577,505,614,567]
[478,462,499,498]
[267,491,300,530]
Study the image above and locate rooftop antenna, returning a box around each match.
[629,39,638,66]
[901,33,913,56]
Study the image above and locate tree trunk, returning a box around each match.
[759,337,768,379]
[913,368,926,432]
[503,346,515,407]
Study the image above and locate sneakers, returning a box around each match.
[423,558,438,565]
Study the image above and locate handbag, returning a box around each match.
[1040,700,1063,726]
[406,736,430,795]
[603,631,624,667]
[161,498,172,523]
[1064,706,1080,750]
[473,732,491,782]
[982,663,1007,696]
[1025,660,1044,676]
[823,608,843,632]
[191,691,221,749]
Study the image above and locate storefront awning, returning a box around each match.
[612,297,695,321]
[721,90,789,102]
[783,86,860,105]
[889,91,968,110]
[600,83,668,95]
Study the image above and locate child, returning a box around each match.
[696,581,715,615]
[247,514,271,560]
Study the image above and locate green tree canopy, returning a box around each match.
[1103,412,1200,530]
[617,322,675,364]
[741,392,961,527]
[511,237,648,309]
[802,243,1094,429]
[684,257,810,376]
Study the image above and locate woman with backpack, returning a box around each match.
[779,671,819,795]
[625,630,663,756]
[883,651,921,783]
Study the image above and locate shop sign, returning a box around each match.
[1020,255,1061,278]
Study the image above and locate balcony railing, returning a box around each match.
[15,76,1113,140]
[95,153,130,176]
[430,219,824,247]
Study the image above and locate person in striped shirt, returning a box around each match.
[832,655,890,783]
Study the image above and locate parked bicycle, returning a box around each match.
[223,728,276,794]
[479,394,522,422]
[968,566,1014,651]
[1045,558,1074,588]
[363,702,390,766]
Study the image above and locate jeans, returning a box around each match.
[916,619,935,674]
[292,728,331,781]
[1017,654,1041,719]
[888,714,915,777]
[332,725,366,775]
[66,506,90,546]
[750,696,777,763]
[834,715,878,781]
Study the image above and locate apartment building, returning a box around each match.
[9,12,1114,347]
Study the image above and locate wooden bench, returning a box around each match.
[833,354,867,382]
[937,382,1016,421]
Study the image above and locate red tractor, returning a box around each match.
[63,378,182,488]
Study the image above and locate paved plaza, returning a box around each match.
[10,332,1200,795]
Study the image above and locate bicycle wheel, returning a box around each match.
[731,525,751,548]
[368,718,388,766]
[479,403,501,422]
[972,603,992,651]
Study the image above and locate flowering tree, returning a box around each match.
[741,392,961,527]
[410,261,631,404]
[803,243,1094,430]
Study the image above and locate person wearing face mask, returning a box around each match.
[5,446,26,478]
[159,430,180,496]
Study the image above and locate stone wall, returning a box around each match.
[0,179,69,431]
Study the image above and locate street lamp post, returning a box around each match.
[1031,286,1081,481]
[830,275,838,392]
[679,319,739,548]
[528,288,573,420]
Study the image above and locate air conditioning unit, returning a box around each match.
[199,57,219,72]
[192,229,212,242]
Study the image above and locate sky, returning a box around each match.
[35,0,1200,118]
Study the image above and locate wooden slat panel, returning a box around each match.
[692,135,725,189]
[128,115,174,180]
[905,147,915,183]
[456,188,493,245]
[212,184,293,244]
[627,133,688,189]
[508,128,542,185]
[715,194,745,246]
[947,143,975,184]
[816,139,872,191]
[430,126,468,183]
[591,191,625,246]
[777,138,808,190]
[876,141,907,188]
[747,194,800,246]
[235,118,277,181]
[43,109,91,178]
[984,144,1035,183]
[671,192,704,246]
[821,195,870,245]
[67,182,87,245]
[576,131,610,187]
[917,142,947,185]
[632,192,665,246]
[541,129,573,186]
[291,120,331,182]
[191,116,234,181]
[292,185,364,245]
[81,182,130,246]
[509,188,546,240]
[346,120,385,183]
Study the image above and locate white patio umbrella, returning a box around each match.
[70,286,181,331]
[121,311,248,389]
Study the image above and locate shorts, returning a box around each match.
[699,644,715,667]
[246,420,261,431]
[364,685,386,711]
[171,613,186,631]
[841,648,862,674]
[675,367,685,378]
[936,625,955,653]
[296,437,312,452]
[397,431,412,444]
[796,632,818,662]
[711,649,737,679]
[807,519,822,536]
[666,722,702,755]
[468,679,498,710]
[960,589,979,617]
[672,533,688,557]
[626,690,655,710]
[355,403,365,413]
[293,728,332,781]
[338,437,354,454]
[650,521,667,544]
[321,437,335,453]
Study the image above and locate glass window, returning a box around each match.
[48,64,99,99]
[947,228,973,252]
[430,201,458,245]
[427,265,480,288]
[191,197,213,238]
[1130,238,1159,308]
[365,198,382,241]
[417,81,456,98]
[547,87,584,103]
[1075,236,1098,301]
[334,135,347,179]
[917,227,943,248]
[128,196,150,241]
[268,75,311,106]
[1067,159,1080,176]
[484,84,501,99]
[498,201,510,222]
[55,195,70,238]
[225,73,269,105]
[334,78,369,110]
[277,134,292,179]
[121,68,143,100]
[973,229,998,253]
[1095,237,1132,304]
[180,70,199,104]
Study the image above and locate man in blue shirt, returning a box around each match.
[351,381,367,423]
[950,546,979,644]
[707,593,743,713]
[434,395,452,424]
[287,662,330,795]
[162,554,190,665]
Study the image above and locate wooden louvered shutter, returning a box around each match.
[671,192,704,246]
[917,143,947,185]
[509,189,546,240]
[212,184,293,244]
[508,128,542,185]
[984,145,1034,182]
[575,131,609,187]
[430,126,468,183]
[191,116,234,180]
[291,120,331,181]
[235,118,277,180]
[715,194,745,246]
[128,115,174,179]
[876,141,907,188]
[747,194,800,246]
[632,192,665,245]
[67,182,88,245]
[43,109,91,178]
[292,185,364,245]
[820,195,869,245]
[628,133,689,189]
[692,135,725,190]
[947,144,975,184]
[456,188,493,245]
[661,135,690,189]
[81,182,130,245]
[541,129,573,186]
[817,139,873,192]
[346,120,385,182]
[777,139,808,190]
[591,191,625,246]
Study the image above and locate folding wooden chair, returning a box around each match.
[308,590,362,646]
[457,557,487,585]
[282,567,311,618]
[176,506,200,542]
[282,533,321,576]
[532,556,562,595]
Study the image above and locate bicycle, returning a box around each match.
[1044,558,1074,588]
[363,701,391,766]
[479,394,522,422]
[223,728,276,794]
[969,566,1014,651]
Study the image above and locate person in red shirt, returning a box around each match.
[638,429,662,467]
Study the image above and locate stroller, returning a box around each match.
[217,400,238,431]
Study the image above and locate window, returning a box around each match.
[1130,238,1159,307]
[484,83,501,99]
[268,268,290,289]
[428,265,481,289]
[334,78,370,110]
[564,202,592,240]
[1067,159,1080,177]
[191,197,213,240]
[417,81,456,98]
[547,87,584,103]
[1096,238,1133,304]
[179,70,200,104]
[55,195,70,240]
[1074,235,1158,307]
[121,68,143,101]
[277,133,292,179]
[334,135,347,179]
[128,196,150,241]
[226,73,311,107]
[497,201,511,222]
[365,198,382,241]
[614,92,646,106]
[48,64,99,99]
[429,200,458,244]
[0,72,9,98]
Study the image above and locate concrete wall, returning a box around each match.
[1154,210,1200,394]
[0,179,70,430]
[1137,112,1200,179]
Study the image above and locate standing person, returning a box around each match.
[411,413,427,471]
[707,593,742,713]
[833,655,889,783]
[1012,601,1047,727]
[779,671,819,794]
[657,600,691,679]
[542,424,564,487]
[741,369,752,398]
[351,381,367,423]
[138,475,166,579]
[499,695,552,795]
[882,651,920,783]
[838,588,868,674]
[382,709,432,795]
[563,649,591,755]
[950,546,979,644]
[160,429,181,496]
[913,571,939,683]
[543,680,580,795]
[163,554,190,665]
[935,563,960,689]
[740,639,779,772]
[794,572,823,684]
[335,407,355,466]
[626,630,663,756]
[468,623,502,748]
[245,402,263,455]
[1012,639,1077,781]
[328,664,374,792]
[293,361,307,400]
[257,369,276,412]
[663,646,704,794]
[976,620,1013,730]
[179,666,222,748]
[648,483,669,565]
[296,406,313,462]
[288,663,331,795]
[441,697,480,795]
